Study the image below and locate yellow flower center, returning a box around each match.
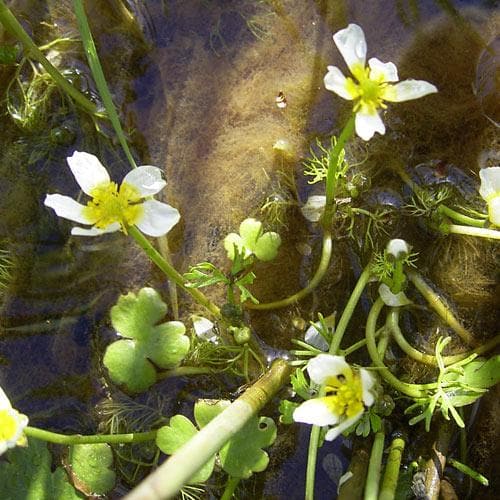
[324,369,364,418]
[348,63,388,114]
[0,409,18,441]
[83,181,143,232]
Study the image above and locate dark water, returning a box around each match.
[0,0,498,498]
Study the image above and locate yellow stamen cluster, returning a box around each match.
[324,370,364,418]
[0,409,19,441]
[346,63,388,115]
[83,181,143,232]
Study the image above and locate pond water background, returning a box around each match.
[0,0,499,498]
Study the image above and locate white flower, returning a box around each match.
[44,151,180,237]
[192,315,217,343]
[324,24,438,141]
[293,354,376,441]
[479,167,500,226]
[0,386,29,455]
[386,239,411,259]
[301,195,326,222]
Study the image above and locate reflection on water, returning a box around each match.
[0,0,498,497]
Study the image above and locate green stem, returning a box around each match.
[73,0,136,168]
[365,299,432,398]
[24,427,156,445]
[128,226,221,319]
[387,309,500,366]
[157,366,218,379]
[305,264,373,498]
[407,270,475,345]
[364,429,385,500]
[124,359,292,500]
[0,0,97,114]
[391,260,404,294]
[442,224,500,240]
[305,423,322,500]
[379,435,406,500]
[325,114,355,209]
[220,476,240,500]
[329,263,373,353]
[438,205,486,228]
[246,230,332,310]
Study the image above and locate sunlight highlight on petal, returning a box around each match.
[135,200,180,237]
[67,151,110,195]
[333,23,367,70]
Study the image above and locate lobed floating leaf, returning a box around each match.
[103,287,189,393]
[69,443,116,496]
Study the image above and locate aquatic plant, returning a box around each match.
[0,386,28,456]
[324,23,437,140]
[0,2,499,499]
[44,151,180,237]
[292,354,376,441]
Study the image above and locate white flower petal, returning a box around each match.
[44,194,93,224]
[66,151,110,195]
[293,398,340,427]
[386,239,410,259]
[71,223,121,236]
[135,200,180,237]
[0,386,12,410]
[479,167,500,199]
[324,66,355,100]
[360,369,376,407]
[307,354,350,385]
[378,283,412,307]
[123,166,166,197]
[368,58,399,82]
[383,79,437,102]
[304,323,329,351]
[355,109,385,141]
[333,24,367,71]
[301,195,327,222]
[192,315,216,342]
[488,196,500,226]
[324,412,363,441]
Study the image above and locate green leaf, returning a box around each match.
[291,368,311,400]
[184,263,229,288]
[194,400,277,478]
[0,45,18,64]
[0,438,82,500]
[103,288,189,393]
[253,231,281,261]
[194,399,230,428]
[224,218,281,262]
[219,415,277,478]
[459,355,500,389]
[69,444,115,496]
[156,415,215,484]
[278,399,299,425]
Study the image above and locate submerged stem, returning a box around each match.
[128,226,221,319]
[366,299,431,398]
[246,230,333,310]
[438,205,487,228]
[379,435,406,500]
[25,427,156,445]
[364,429,385,500]
[0,0,97,114]
[443,224,500,240]
[407,270,475,345]
[387,309,500,366]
